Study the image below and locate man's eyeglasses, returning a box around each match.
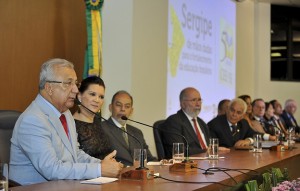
[184,98,203,103]
[46,80,81,89]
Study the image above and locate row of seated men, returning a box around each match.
[8,58,300,186]
[160,88,299,159]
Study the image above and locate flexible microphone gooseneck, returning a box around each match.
[121,116,190,162]
[75,99,148,170]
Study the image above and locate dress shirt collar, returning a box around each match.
[227,121,236,127]
[111,117,127,129]
[38,94,64,117]
[253,115,262,121]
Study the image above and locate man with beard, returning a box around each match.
[161,87,210,159]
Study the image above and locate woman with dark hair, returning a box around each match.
[270,99,283,118]
[238,95,253,127]
[263,102,276,136]
[73,76,113,159]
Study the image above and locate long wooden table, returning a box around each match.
[10,144,300,191]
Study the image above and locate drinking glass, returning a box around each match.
[172,143,184,163]
[252,134,262,153]
[133,149,147,168]
[208,138,219,159]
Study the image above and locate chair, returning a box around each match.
[153,120,166,160]
[0,110,22,187]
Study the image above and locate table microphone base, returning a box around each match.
[120,169,154,181]
[169,160,198,172]
[270,145,287,152]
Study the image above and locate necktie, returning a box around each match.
[192,118,207,150]
[231,125,237,135]
[260,118,267,132]
[59,114,69,138]
[121,126,129,146]
[289,115,296,127]
[278,119,285,130]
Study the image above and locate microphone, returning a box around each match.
[121,116,190,162]
[271,117,281,129]
[75,99,148,170]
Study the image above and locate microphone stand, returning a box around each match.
[75,99,153,180]
[122,116,197,172]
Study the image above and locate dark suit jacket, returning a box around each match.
[161,109,210,159]
[280,110,300,133]
[101,117,156,167]
[207,115,256,148]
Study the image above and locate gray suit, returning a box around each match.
[9,94,101,185]
[101,117,156,167]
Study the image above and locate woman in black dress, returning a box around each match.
[73,76,113,159]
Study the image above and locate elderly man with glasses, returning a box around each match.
[9,58,123,185]
[208,98,256,148]
[160,87,210,159]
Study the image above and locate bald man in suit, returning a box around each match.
[102,90,156,167]
[161,87,210,159]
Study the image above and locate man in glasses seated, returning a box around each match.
[9,58,123,185]
[160,87,210,159]
[208,98,255,148]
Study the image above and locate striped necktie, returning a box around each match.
[192,118,207,150]
[121,126,129,146]
[231,124,237,135]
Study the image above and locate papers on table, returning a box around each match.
[188,156,225,160]
[80,177,118,185]
[147,161,163,165]
[146,157,226,166]
[262,141,279,148]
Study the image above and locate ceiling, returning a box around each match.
[256,0,300,7]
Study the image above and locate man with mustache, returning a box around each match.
[161,87,210,159]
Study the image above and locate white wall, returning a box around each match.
[237,1,300,119]
[101,0,168,156]
[102,0,300,157]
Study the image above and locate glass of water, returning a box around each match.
[208,138,219,159]
[252,134,262,153]
[172,143,185,163]
[0,163,8,191]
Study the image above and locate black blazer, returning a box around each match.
[161,109,210,159]
[280,110,300,133]
[208,115,255,148]
[101,117,156,167]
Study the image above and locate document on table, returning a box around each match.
[188,156,225,160]
[80,177,118,184]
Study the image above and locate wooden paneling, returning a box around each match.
[0,0,86,111]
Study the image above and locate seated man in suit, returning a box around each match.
[217,99,230,116]
[101,90,156,167]
[208,98,255,148]
[9,58,123,185]
[161,87,210,159]
[280,99,300,134]
[251,98,276,141]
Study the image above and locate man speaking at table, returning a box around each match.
[9,58,123,185]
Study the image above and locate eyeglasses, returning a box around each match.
[184,98,203,103]
[46,80,81,89]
